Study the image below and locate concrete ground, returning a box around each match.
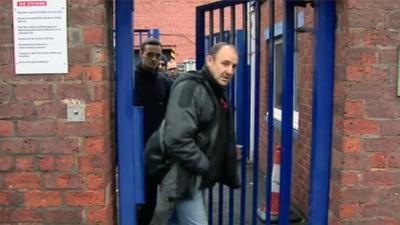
[151,164,306,225]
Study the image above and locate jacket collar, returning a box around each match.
[136,62,158,80]
[201,66,227,99]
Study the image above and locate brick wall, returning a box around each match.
[260,1,400,223]
[0,0,115,224]
[134,0,241,63]
[291,5,315,216]
[331,0,400,224]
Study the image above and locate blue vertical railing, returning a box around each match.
[236,29,250,225]
[279,1,295,225]
[308,1,335,225]
[192,1,336,225]
[265,0,275,224]
[239,3,249,225]
[195,6,205,70]
[195,2,250,225]
[251,0,261,225]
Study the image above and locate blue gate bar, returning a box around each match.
[240,3,249,224]
[230,5,236,45]
[265,0,275,224]
[208,9,215,225]
[195,7,205,70]
[152,28,160,39]
[115,0,136,224]
[196,0,248,70]
[209,189,213,225]
[241,2,249,162]
[133,107,144,204]
[218,184,224,225]
[252,1,261,225]
[195,3,250,225]
[229,188,234,225]
[308,1,335,225]
[209,10,214,48]
[219,8,224,42]
[235,29,249,225]
[229,6,236,106]
[279,1,295,225]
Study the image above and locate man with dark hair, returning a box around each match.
[145,42,240,224]
[159,54,168,73]
[135,37,171,225]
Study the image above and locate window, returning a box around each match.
[272,39,299,130]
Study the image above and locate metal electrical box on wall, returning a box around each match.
[67,102,85,122]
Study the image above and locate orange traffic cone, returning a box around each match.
[270,145,281,216]
[257,145,281,222]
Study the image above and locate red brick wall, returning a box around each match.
[134,0,246,63]
[291,5,315,216]
[0,0,116,224]
[331,0,400,224]
[261,1,400,223]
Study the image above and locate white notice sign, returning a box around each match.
[13,0,68,74]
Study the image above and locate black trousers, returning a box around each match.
[137,175,158,225]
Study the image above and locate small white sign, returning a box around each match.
[13,0,68,74]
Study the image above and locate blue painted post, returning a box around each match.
[265,0,275,224]
[218,184,224,225]
[219,8,224,42]
[195,7,205,70]
[308,1,335,225]
[209,190,213,225]
[241,2,250,163]
[279,1,295,225]
[235,29,249,225]
[229,188,234,225]
[252,1,261,225]
[152,28,160,39]
[133,107,144,204]
[115,0,137,224]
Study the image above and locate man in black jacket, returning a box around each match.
[135,38,171,225]
[146,42,240,225]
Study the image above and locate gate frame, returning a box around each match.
[308,1,336,225]
[115,1,145,225]
[114,0,336,225]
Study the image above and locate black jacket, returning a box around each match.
[134,63,171,143]
[145,67,240,200]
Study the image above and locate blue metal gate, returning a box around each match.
[195,1,336,225]
[114,0,335,225]
[196,1,256,225]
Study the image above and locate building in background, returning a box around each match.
[133,0,215,71]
